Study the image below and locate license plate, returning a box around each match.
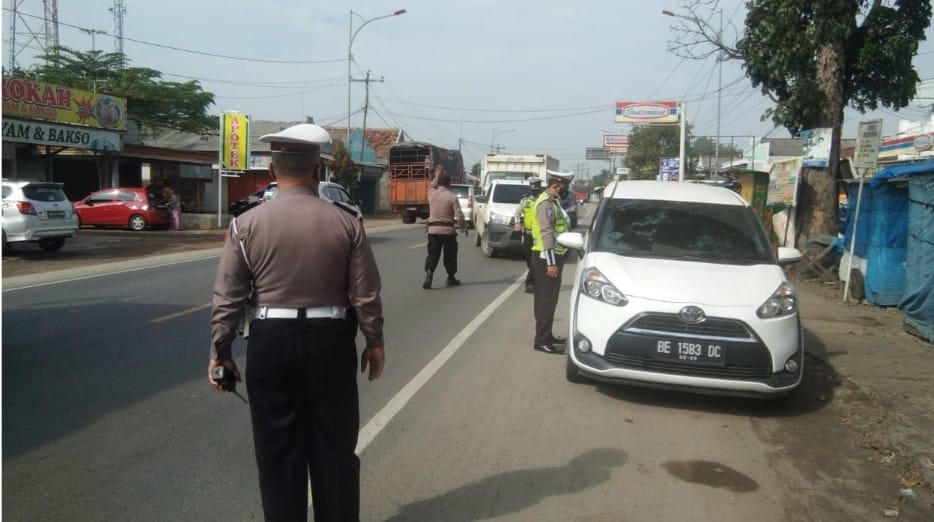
[46,210,66,219]
[654,339,726,366]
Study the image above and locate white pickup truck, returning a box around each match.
[472,180,531,258]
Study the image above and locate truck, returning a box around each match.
[472,179,531,258]
[480,153,559,192]
[388,142,464,223]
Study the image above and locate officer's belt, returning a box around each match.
[427,221,454,227]
[253,306,347,320]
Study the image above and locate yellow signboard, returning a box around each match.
[2,76,127,131]
[222,112,249,171]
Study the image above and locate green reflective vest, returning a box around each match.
[520,195,537,231]
[531,191,568,255]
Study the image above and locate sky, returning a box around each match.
[4,0,934,174]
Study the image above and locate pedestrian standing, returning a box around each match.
[423,165,467,289]
[209,123,385,522]
[513,177,544,294]
[530,171,574,354]
[164,186,182,231]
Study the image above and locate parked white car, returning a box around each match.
[2,180,79,252]
[559,180,803,398]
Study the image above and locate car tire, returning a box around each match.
[128,214,148,231]
[37,237,66,252]
[401,212,416,224]
[480,230,497,258]
[566,354,589,383]
[474,228,481,247]
[2,231,9,254]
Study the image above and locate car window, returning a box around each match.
[449,185,471,199]
[2,186,12,198]
[334,186,353,204]
[22,185,68,202]
[491,184,528,204]
[320,185,337,202]
[593,199,774,264]
[117,190,138,202]
[88,191,116,203]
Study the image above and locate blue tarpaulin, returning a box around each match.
[900,167,934,342]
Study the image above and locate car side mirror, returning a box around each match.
[475,195,488,204]
[777,246,803,266]
[557,231,585,257]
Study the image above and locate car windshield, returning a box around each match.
[22,185,67,202]
[592,199,774,264]
[491,184,528,204]
[449,185,471,198]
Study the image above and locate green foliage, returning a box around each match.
[25,46,216,136]
[329,140,359,192]
[737,0,931,134]
[627,124,696,177]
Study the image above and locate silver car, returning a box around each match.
[449,183,476,228]
[2,180,79,252]
[262,181,364,222]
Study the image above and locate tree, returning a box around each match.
[329,140,359,195]
[668,0,932,247]
[26,46,216,136]
[628,124,700,179]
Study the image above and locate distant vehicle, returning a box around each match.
[1,180,79,252]
[560,189,578,229]
[448,183,476,228]
[472,180,529,258]
[228,187,267,217]
[73,187,170,231]
[389,142,465,224]
[254,181,363,222]
[559,180,804,398]
[480,153,558,193]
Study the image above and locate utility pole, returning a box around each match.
[351,71,384,161]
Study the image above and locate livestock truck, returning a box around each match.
[480,153,559,193]
[388,142,465,223]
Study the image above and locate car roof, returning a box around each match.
[602,180,749,207]
[491,180,529,186]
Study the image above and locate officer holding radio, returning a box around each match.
[209,123,385,522]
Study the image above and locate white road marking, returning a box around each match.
[409,242,427,249]
[150,303,213,323]
[354,273,524,455]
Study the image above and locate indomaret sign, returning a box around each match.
[614,101,680,124]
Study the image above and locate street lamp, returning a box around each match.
[490,128,515,153]
[663,8,722,177]
[347,8,406,145]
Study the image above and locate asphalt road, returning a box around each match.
[3,206,926,521]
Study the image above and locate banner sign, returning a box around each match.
[603,134,629,156]
[2,117,121,151]
[586,147,609,160]
[657,157,680,181]
[222,112,250,171]
[2,76,127,131]
[767,157,802,206]
[853,119,883,169]
[615,101,679,124]
[800,127,832,168]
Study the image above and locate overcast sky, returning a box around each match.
[5,0,934,172]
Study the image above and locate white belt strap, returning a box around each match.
[253,306,347,320]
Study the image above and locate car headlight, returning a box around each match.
[580,267,628,306]
[490,212,514,225]
[757,281,798,318]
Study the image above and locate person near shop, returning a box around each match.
[164,186,182,230]
[209,122,385,521]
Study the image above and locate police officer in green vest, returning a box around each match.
[513,177,544,294]
[530,170,573,354]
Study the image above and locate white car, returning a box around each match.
[449,183,476,228]
[2,180,79,252]
[558,181,803,398]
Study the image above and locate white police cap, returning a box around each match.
[546,170,574,184]
[528,176,544,187]
[260,123,331,152]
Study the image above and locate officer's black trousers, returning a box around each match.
[246,316,360,522]
[521,232,535,288]
[424,233,458,275]
[532,253,566,347]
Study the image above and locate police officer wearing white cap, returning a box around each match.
[529,170,573,354]
[209,123,385,521]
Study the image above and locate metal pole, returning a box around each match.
[347,10,353,147]
[678,101,687,182]
[843,170,866,303]
[714,9,722,178]
[217,112,223,228]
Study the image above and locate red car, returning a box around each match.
[73,187,171,231]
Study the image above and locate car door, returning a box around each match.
[113,190,140,226]
[81,190,118,225]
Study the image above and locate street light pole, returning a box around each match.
[490,128,515,153]
[347,9,406,145]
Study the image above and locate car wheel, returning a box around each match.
[480,230,498,258]
[37,237,66,252]
[128,214,148,231]
[401,212,416,224]
[2,231,9,254]
[566,354,589,383]
[474,227,481,246]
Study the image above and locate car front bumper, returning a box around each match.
[486,223,522,249]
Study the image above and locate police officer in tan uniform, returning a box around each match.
[423,165,466,289]
[209,123,385,522]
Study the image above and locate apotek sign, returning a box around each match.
[222,112,250,171]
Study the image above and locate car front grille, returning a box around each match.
[626,313,752,340]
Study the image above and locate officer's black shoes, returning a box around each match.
[423,270,433,290]
[446,275,461,286]
[524,285,534,294]
[549,335,568,344]
[534,343,565,354]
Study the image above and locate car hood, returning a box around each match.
[583,252,787,307]
[485,202,518,216]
